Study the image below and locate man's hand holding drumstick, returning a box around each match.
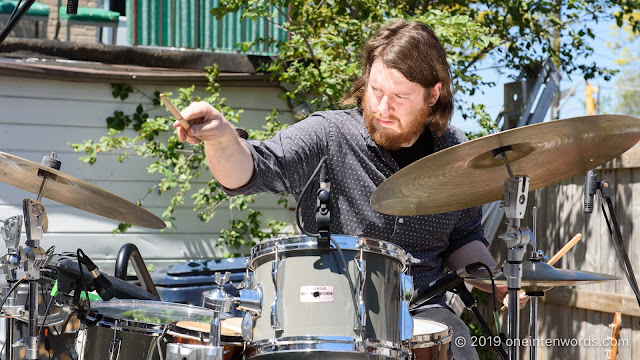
[160,95,254,189]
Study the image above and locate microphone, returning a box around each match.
[66,0,79,14]
[80,255,116,300]
[411,262,484,308]
[584,169,597,213]
[316,159,331,246]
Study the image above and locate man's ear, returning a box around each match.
[429,82,442,106]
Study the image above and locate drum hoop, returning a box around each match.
[409,327,453,348]
[248,336,408,358]
[248,235,407,270]
[165,329,243,346]
[86,300,218,334]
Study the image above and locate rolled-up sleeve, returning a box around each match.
[221,113,330,197]
[440,206,488,260]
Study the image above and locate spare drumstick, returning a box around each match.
[501,233,583,310]
[160,94,191,130]
[547,233,583,267]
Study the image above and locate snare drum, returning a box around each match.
[245,235,408,359]
[408,319,452,360]
[76,300,231,360]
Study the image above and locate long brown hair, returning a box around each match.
[342,20,454,135]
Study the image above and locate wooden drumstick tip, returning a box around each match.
[547,233,583,267]
[160,94,191,130]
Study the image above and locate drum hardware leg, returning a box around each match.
[5,318,14,360]
[453,284,508,360]
[527,292,542,360]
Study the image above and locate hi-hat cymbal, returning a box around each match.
[467,261,619,292]
[371,115,640,215]
[0,152,165,229]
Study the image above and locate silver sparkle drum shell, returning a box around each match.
[246,235,408,359]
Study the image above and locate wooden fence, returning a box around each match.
[477,143,640,360]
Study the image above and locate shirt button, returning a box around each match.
[398,218,404,224]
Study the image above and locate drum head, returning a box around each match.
[411,319,452,348]
[88,300,222,332]
[249,235,407,270]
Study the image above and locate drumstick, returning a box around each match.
[160,94,190,130]
[547,233,583,267]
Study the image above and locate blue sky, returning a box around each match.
[450,16,630,133]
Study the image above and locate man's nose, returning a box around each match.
[377,95,393,115]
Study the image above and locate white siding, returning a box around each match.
[0,74,296,271]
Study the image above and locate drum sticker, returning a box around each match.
[299,286,334,303]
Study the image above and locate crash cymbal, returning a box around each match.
[0,152,165,229]
[466,261,619,292]
[371,115,640,215]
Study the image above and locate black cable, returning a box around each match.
[477,263,500,333]
[599,193,640,307]
[295,156,327,237]
[8,0,23,21]
[0,277,26,312]
[49,310,76,360]
[37,294,55,339]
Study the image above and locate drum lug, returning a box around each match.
[353,252,366,334]
[399,273,414,341]
[108,338,121,360]
[270,260,284,331]
[241,312,254,342]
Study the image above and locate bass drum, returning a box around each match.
[245,235,409,359]
[75,300,237,360]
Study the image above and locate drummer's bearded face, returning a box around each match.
[363,60,436,150]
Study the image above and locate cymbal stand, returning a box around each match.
[20,198,54,360]
[1,215,24,360]
[525,250,545,360]
[16,153,59,360]
[494,147,535,360]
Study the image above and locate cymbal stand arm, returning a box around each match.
[497,150,532,360]
[594,177,640,309]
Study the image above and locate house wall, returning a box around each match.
[0,72,296,272]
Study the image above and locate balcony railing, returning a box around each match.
[127,0,287,56]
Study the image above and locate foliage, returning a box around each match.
[69,66,291,256]
[70,1,640,256]
[212,0,640,133]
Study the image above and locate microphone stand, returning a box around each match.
[0,0,36,45]
[453,283,508,360]
[585,171,640,308]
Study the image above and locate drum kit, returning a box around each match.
[0,114,639,360]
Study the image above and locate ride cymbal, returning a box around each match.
[371,115,640,215]
[0,152,165,229]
